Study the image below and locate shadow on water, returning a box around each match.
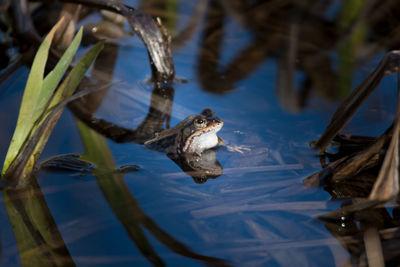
[3,0,400,266]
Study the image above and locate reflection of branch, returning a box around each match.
[198,0,342,97]
[321,204,393,266]
[198,37,274,94]
[96,172,165,265]
[172,0,208,49]
[139,211,229,266]
[197,1,277,94]
[81,43,120,114]
[69,83,174,143]
[77,120,230,266]
[97,172,228,266]
[313,51,400,152]
[276,22,301,112]
[11,0,40,42]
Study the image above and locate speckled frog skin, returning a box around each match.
[144,109,223,154]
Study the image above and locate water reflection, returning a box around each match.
[73,119,229,266]
[50,10,226,264]
[151,0,400,110]
[320,200,400,266]
[6,121,228,266]
[3,176,75,266]
[69,17,225,182]
[70,69,224,182]
[168,150,223,184]
[3,0,400,265]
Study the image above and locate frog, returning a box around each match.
[144,108,224,155]
[39,109,226,183]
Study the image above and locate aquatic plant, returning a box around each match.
[1,17,103,184]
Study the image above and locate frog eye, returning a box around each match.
[194,118,206,128]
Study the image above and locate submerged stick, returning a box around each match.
[364,228,384,267]
[313,50,400,152]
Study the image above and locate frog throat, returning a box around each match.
[182,122,223,153]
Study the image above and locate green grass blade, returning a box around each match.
[23,42,104,174]
[50,42,104,107]
[16,42,104,177]
[2,16,103,179]
[2,19,64,174]
[37,27,83,115]
[3,86,103,183]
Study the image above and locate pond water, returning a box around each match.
[0,1,399,266]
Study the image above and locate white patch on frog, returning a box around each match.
[185,124,222,153]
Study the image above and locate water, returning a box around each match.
[0,1,399,266]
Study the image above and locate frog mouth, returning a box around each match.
[182,121,223,153]
[209,122,223,133]
[202,120,223,134]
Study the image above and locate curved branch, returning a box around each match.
[38,0,175,81]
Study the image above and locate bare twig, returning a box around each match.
[313,51,400,152]
[368,72,400,201]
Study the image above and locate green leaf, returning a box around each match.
[2,19,65,174]
[2,17,103,178]
[22,42,104,174]
[50,42,104,107]
[15,42,104,178]
[37,27,83,116]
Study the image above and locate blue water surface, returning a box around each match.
[0,1,398,266]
